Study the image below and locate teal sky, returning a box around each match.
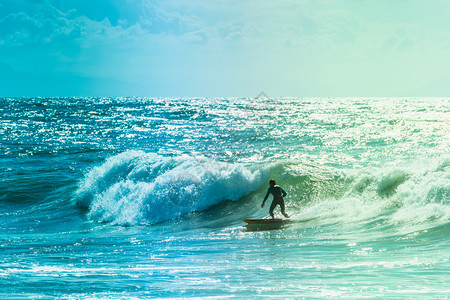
[1,0,450,97]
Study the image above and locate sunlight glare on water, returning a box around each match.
[0,97,448,298]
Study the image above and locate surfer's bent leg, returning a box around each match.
[280,199,286,214]
[279,198,289,218]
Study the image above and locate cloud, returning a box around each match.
[1,0,450,96]
[0,6,68,47]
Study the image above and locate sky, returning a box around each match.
[1,0,450,97]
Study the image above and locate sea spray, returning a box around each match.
[297,158,450,232]
[390,157,450,226]
[76,152,450,228]
[76,151,266,225]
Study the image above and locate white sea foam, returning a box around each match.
[76,151,450,229]
[76,151,265,225]
[297,156,450,230]
[390,157,450,225]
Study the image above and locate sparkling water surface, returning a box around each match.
[0,97,449,298]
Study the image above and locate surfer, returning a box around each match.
[261,179,289,219]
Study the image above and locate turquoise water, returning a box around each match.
[0,97,449,298]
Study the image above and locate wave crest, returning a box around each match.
[301,157,450,229]
[75,151,264,225]
[76,152,449,229]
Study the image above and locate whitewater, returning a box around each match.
[0,96,449,299]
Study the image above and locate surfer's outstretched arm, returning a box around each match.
[261,189,271,208]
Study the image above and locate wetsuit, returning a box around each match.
[262,185,288,218]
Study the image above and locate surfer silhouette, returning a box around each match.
[261,179,289,219]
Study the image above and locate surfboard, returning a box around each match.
[242,218,291,224]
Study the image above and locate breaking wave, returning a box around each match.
[76,151,449,230]
[75,151,266,225]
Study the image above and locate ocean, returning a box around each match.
[0,96,449,299]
